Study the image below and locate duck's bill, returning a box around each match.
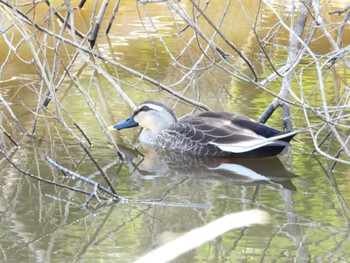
[110,116,139,130]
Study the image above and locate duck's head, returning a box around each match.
[111,101,177,134]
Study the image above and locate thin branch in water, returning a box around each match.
[45,193,80,206]
[45,155,125,203]
[84,185,102,208]
[78,141,119,195]
[74,122,92,146]
[0,95,25,134]
[0,125,19,146]
[45,156,211,208]
[0,149,99,198]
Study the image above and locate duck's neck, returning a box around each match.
[139,129,158,146]
[139,118,173,146]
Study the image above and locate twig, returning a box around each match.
[0,125,19,146]
[105,0,121,35]
[45,194,80,206]
[282,103,293,132]
[188,0,259,81]
[45,156,125,202]
[0,150,97,198]
[88,0,109,48]
[328,5,350,16]
[1,2,210,110]
[78,0,87,9]
[313,1,350,68]
[84,185,102,208]
[337,8,350,50]
[258,103,278,124]
[43,0,86,39]
[45,156,211,208]
[74,122,92,146]
[78,141,119,195]
[250,0,283,78]
[0,95,25,134]
[259,0,312,128]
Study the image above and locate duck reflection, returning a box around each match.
[119,146,297,190]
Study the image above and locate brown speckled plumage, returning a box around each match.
[112,101,296,158]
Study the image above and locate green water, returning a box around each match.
[0,1,349,262]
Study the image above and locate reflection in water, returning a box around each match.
[1,137,349,262]
[119,146,297,190]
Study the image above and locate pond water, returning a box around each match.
[0,1,350,262]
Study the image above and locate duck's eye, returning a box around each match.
[141,106,150,111]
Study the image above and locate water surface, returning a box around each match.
[0,1,350,262]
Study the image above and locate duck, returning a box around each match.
[111,100,296,158]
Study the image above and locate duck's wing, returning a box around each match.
[173,113,290,154]
[196,111,284,138]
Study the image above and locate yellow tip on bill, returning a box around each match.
[108,125,116,131]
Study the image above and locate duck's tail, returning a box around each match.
[278,132,297,143]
